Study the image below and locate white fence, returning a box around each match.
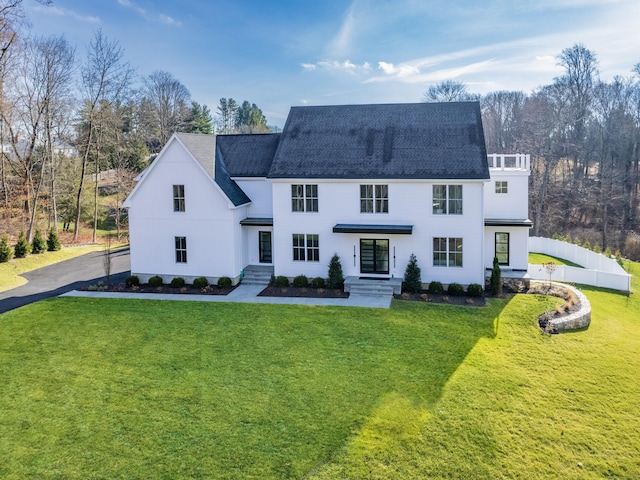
[528,237,632,292]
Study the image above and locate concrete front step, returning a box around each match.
[348,285,395,297]
[242,266,274,286]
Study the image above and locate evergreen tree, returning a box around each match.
[14,231,31,258]
[490,256,502,296]
[403,253,422,293]
[327,253,344,289]
[47,228,62,251]
[0,234,13,263]
[31,229,46,254]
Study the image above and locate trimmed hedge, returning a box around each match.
[193,277,209,289]
[467,283,484,297]
[217,276,232,288]
[447,282,464,296]
[148,275,163,287]
[293,275,309,288]
[428,281,443,294]
[274,275,289,288]
[311,277,325,288]
[170,277,186,288]
[125,275,140,287]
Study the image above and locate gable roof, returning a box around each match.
[216,133,280,177]
[267,102,489,180]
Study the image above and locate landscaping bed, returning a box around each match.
[258,285,349,298]
[393,291,486,306]
[84,282,236,296]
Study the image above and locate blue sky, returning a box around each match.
[27,0,640,128]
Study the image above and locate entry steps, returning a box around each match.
[242,265,274,285]
[344,276,402,297]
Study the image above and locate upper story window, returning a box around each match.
[360,184,388,213]
[291,184,318,212]
[495,181,508,194]
[433,185,462,215]
[173,185,185,212]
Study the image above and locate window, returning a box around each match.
[495,181,508,194]
[360,184,388,213]
[495,232,509,265]
[175,236,187,263]
[433,185,463,215]
[293,234,319,262]
[433,237,463,267]
[173,185,185,212]
[291,184,318,212]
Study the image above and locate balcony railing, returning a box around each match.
[488,153,530,171]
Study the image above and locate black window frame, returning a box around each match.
[173,185,185,212]
[495,232,510,265]
[175,236,187,263]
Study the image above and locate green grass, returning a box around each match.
[0,245,110,292]
[529,252,584,268]
[1,266,639,478]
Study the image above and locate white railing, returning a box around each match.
[527,236,632,292]
[488,153,530,171]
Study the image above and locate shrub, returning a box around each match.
[293,275,308,288]
[428,281,443,294]
[274,275,289,288]
[467,283,484,297]
[148,275,163,287]
[193,276,209,289]
[615,250,624,268]
[604,247,612,258]
[170,277,185,288]
[14,231,31,258]
[125,275,140,287]
[582,240,591,250]
[593,243,601,253]
[327,253,344,289]
[0,234,13,263]
[311,277,325,288]
[47,228,61,252]
[447,282,464,296]
[217,276,232,288]
[31,229,46,254]
[490,256,502,296]
[403,253,422,294]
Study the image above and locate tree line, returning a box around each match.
[425,44,640,260]
[0,1,271,244]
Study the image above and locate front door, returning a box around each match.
[360,239,389,274]
[259,231,272,263]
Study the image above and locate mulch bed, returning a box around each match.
[258,285,349,298]
[393,291,486,306]
[84,283,236,296]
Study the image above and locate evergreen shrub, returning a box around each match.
[148,275,163,287]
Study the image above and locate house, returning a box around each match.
[123,102,531,290]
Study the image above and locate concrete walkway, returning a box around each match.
[61,284,392,309]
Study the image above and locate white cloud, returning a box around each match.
[302,59,372,75]
[117,0,181,26]
[33,5,100,23]
[327,1,358,57]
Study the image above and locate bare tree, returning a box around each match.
[423,80,479,103]
[142,70,190,148]
[74,29,134,242]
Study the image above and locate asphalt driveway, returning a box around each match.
[0,247,131,314]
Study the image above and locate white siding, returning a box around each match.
[484,226,529,270]
[235,178,273,217]
[271,180,486,285]
[127,138,240,283]
[484,170,529,219]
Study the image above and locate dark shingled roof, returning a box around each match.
[267,102,489,180]
[216,133,280,177]
[214,146,251,207]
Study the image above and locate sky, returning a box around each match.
[25,0,640,128]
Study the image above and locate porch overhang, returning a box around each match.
[332,224,413,235]
[240,217,274,226]
[484,218,533,228]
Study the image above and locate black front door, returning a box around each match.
[259,231,272,263]
[360,239,389,274]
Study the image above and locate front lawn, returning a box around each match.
[529,252,584,268]
[1,265,639,479]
